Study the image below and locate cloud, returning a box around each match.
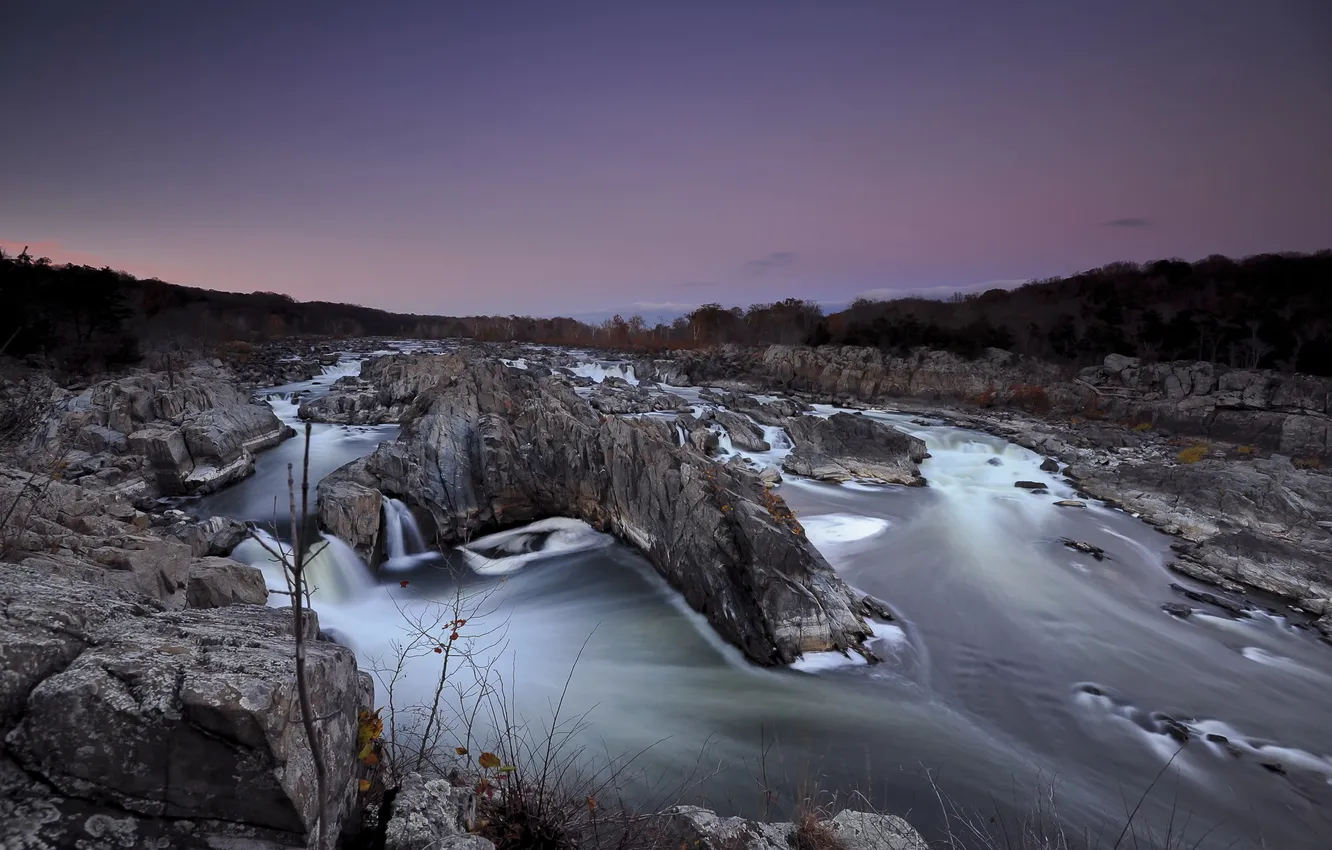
[742,251,798,275]
[1102,217,1151,228]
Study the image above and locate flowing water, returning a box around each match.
[197,355,1332,849]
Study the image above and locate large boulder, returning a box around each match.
[0,564,370,849]
[782,413,927,485]
[712,410,771,452]
[186,556,269,607]
[320,356,875,666]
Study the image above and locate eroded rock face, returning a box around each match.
[0,564,369,849]
[782,413,927,485]
[319,356,874,665]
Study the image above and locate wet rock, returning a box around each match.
[1161,603,1193,619]
[185,556,268,607]
[986,457,1003,466]
[712,409,771,452]
[1260,762,1287,776]
[1168,582,1247,616]
[1053,499,1087,508]
[1014,480,1045,489]
[782,413,927,486]
[1156,714,1191,744]
[1061,539,1106,561]
[318,473,385,560]
[861,595,895,622]
[689,426,721,456]
[1040,457,1060,472]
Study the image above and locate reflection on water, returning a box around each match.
[200,366,1332,849]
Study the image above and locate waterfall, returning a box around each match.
[232,529,376,604]
[676,424,687,446]
[382,497,427,559]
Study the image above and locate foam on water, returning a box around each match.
[460,517,614,575]
[801,514,891,550]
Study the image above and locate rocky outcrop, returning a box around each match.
[662,805,927,850]
[712,409,772,452]
[299,354,460,424]
[0,563,370,849]
[782,413,927,485]
[318,356,876,665]
[1074,354,1332,461]
[186,555,270,607]
[1,467,270,611]
[22,362,292,498]
[654,345,1331,461]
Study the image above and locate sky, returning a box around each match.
[2,0,1330,320]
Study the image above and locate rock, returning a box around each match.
[384,774,489,850]
[318,472,385,560]
[1162,603,1193,619]
[712,410,771,452]
[759,465,783,487]
[829,809,929,850]
[689,426,721,456]
[782,413,927,486]
[1061,539,1106,561]
[319,356,875,666]
[659,805,926,850]
[1169,581,1247,616]
[1014,480,1045,489]
[0,563,369,849]
[1040,458,1060,472]
[1053,499,1087,508]
[30,363,292,498]
[166,514,248,556]
[186,556,268,607]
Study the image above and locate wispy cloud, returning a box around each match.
[742,251,798,275]
[1102,217,1151,228]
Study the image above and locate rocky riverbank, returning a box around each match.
[630,343,1332,640]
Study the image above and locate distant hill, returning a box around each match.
[3,245,1330,377]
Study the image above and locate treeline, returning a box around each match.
[4,246,1330,377]
[823,252,1332,374]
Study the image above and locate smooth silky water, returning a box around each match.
[198,363,1332,849]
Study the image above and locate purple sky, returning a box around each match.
[3,0,1330,320]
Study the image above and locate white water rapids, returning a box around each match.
[195,353,1332,849]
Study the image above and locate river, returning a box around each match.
[199,351,1332,849]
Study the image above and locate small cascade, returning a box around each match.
[571,361,639,385]
[676,424,688,446]
[382,497,428,559]
[231,528,376,604]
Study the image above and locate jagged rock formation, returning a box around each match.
[782,413,927,485]
[319,355,886,665]
[23,362,292,498]
[299,354,459,424]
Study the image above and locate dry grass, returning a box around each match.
[1175,444,1208,464]
[1131,422,1153,432]
[790,808,846,850]
[1294,455,1323,470]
